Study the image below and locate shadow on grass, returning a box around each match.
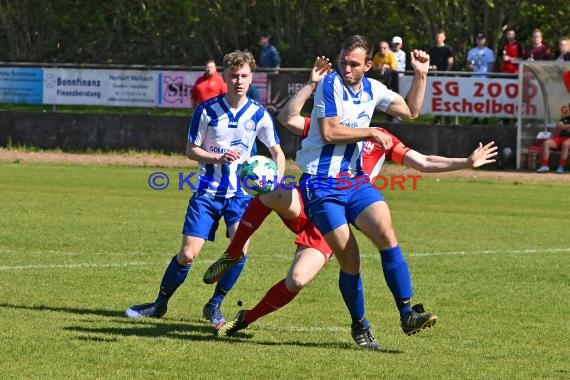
[0,302,124,318]
[65,322,217,340]
[0,302,403,352]
[218,335,403,353]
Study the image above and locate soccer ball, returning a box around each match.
[240,155,278,195]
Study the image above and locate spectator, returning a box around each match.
[525,29,553,61]
[391,36,406,75]
[372,40,398,89]
[428,30,454,72]
[372,41,398,121]
[467,33,496,75]
[555,37,570,62]
[498,29,524,125]
[499,29,524,74]
[467,33,495,124]
[258,33,281,70]
[536,114,570,174]
[190,60,227,108]
[428,30,454,124]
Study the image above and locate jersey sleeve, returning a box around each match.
[373,80,397,112]
[388,141,411,164]
[256,110,280,148]
[314,74,342,118]
[187,105,209,145]
[381,130,410,164]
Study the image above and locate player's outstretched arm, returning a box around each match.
[403,141,498,173]
[277,56,331,136]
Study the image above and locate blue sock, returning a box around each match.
[156,255,191,305]
[209,255,248,305]
[338,270,367,327]
[380,245,413,318]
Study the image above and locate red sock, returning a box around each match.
[243,279,298,324]
[559,159,567,168]
[226,196,272,258]
[540,159,549,166]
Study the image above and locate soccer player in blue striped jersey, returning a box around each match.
[125,50,285,327]
[296,35,435,345]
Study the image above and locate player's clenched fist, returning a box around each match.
[410,49,430,74]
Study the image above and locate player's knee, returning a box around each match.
[285,275,308,292]
[176,249,197,265]
[378,228,398,249]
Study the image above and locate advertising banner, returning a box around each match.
[265,72,310,114]
[156,71,200,108]
[43,68,156,107]
[0,67,43,104]
[399,75,545,118]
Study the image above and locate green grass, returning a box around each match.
[0,161,569,379]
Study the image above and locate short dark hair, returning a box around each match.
[340,35,372,60]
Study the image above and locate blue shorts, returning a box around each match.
[299,173,384,235]
[182,191,252,241]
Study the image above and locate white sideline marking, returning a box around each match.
[408,247,570,257]
[0,262,147,271]
[250,247,570,261]
[1,247,568,270]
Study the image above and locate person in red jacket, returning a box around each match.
[499,29,524,74]
[190,60,227,108]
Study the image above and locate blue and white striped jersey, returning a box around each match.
[188,95,280,199]
[296,71,396,176]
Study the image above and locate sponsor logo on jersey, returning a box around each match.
[209,146,229,154]
[357,111,371,121]
[363,140,375,154]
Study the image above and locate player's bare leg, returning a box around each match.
[355,201,437,335]
[285,246,327,292]
[537,139,557,172]
[556,139,570,173]
[218,246,326,337]
[203,188,301,284]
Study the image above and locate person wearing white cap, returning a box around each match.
[391,36,406,75]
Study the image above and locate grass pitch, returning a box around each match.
[0,161,569,379]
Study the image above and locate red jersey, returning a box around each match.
[302,118,411,178]
[191,72,227,106]
[525,44,553,60]
[500,41,524,74]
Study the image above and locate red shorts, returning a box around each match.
[552,137,570,149]
[279,191,333,260]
